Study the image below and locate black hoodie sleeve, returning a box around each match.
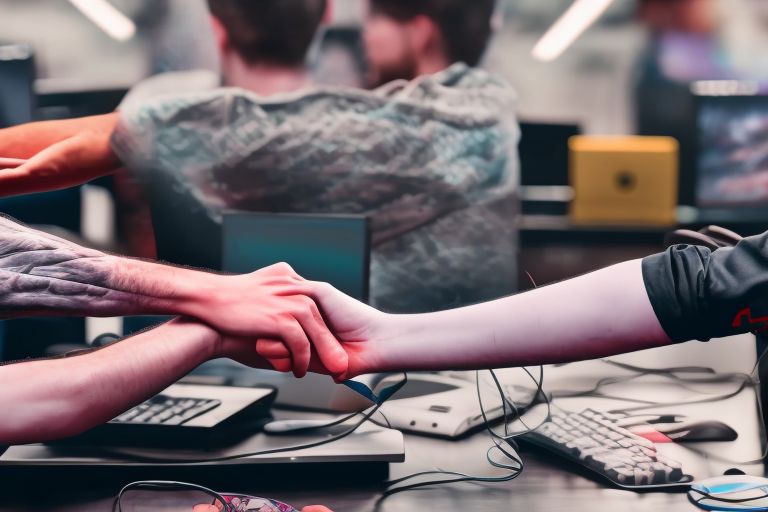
[642,229,768,342]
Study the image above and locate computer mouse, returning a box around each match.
[659,420,738,442]
[630,420,738,443]
[689,474,768,511]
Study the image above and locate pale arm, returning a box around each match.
[294,260,671,379]
[0,318,224,445]
[372,259,671,372]
[293,231,768,379]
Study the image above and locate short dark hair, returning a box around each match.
[207,0,327,66]
[370,0,496,67]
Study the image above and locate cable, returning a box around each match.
[380,365,550,498]
[544,352,768,467]
[104,363,547,501]
[381,339,768,497]
[544,357,757,414]
[689,486,768,507]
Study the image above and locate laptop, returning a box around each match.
[569,136,679,225]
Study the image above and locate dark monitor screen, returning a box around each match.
[519,122,581,187]
[0,43,34,128]
[222,212,370,302]
[695,94,768,208]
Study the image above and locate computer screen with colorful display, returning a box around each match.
[696,94,768,208]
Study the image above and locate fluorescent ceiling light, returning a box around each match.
[532,0,614,62]
[68,0,136,42]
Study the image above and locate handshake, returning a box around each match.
[170,261,387,382]
[0,213,394,384]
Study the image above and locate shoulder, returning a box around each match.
[119,70,220,112]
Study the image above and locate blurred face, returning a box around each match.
[362,7,418,87]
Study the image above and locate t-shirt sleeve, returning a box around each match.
[111,87,276,182]
[642,229,768,342]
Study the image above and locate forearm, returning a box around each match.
[0,318,219,445]
[375,259,671,372]
[0,114,117,159]
[0,114,120,198]
[0,215,220,319]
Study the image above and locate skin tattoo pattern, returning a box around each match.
[0,216,142,318]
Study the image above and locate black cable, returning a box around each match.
[114,481,232,512]
[381,365,550,498]
[689,486,768,505]
[545,357,757,415]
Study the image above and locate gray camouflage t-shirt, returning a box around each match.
[113,64,520,313]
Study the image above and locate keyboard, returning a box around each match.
[522,408,692,488]
[50,383,276,448]
[112,395,221,426]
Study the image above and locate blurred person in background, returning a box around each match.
[122,0,328,109]
[115,0,329,257]
[362,0,498,87]
[0,0,519,314]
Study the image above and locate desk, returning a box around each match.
[0,334,761,512]
[0,442,704,512]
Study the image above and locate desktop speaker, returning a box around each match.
[569,136,679,225]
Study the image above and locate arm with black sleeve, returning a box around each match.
[643,228,768,343]
[288,230,768,380]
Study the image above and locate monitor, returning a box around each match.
[694,93,768,211]
[519,121,581,187]
[0,42,34,128]
[222,212,370,302]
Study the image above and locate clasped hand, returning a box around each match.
[199,263,387,382]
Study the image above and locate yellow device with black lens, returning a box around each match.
[569,136,679,225]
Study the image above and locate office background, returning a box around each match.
[2,1,768,510]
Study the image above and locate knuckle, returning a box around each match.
[274,262,295,274]
[290,296,315,316]
[312,281,334,296]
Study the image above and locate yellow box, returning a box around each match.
[569,136,679,225]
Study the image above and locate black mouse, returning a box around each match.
[659,420,738,442]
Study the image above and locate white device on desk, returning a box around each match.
[374,373,535,438]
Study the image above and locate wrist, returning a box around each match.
[370,311,477,374]
[107,254,223,319]
[170,271,226,322]
[359,312,423,375]
[166,317,223,362]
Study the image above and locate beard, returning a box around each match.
[365,52,419,88]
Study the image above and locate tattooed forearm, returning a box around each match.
[0,216,194,318]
